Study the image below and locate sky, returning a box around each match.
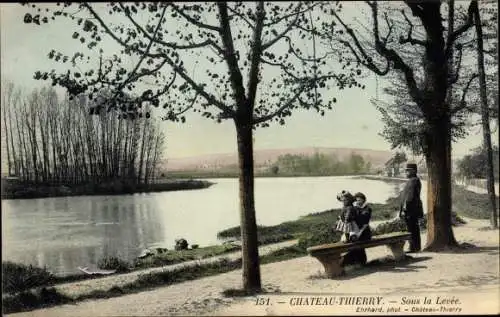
[0,2,497,162]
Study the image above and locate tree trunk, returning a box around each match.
[424,117,458,250]
[2,94,12,176]
[473,3,498,228]
[235,122,261,292]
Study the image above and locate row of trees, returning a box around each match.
[1,83,166,185]
[273,152,371,175]
[456,146,499,181]
[384,152,408,177]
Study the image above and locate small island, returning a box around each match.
[1,177,214,200]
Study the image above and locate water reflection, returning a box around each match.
[2,176,413,275]
[2,194,164,275]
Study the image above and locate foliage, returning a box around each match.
[260,245,306,264]
[385,151,408,177]
[219,204,395,243]
[456,146,499,180]
[2,287,72,315]
[452,185,500,219]
[418,212,467,229]
[2,262,55,294]
[297,223,341,250]
[275,152,372,175]
[22,2,364,126]
[372,218,408,235]
[133,244,240,269]
[97,257,131,273]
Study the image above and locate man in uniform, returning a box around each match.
[399,163,424,252]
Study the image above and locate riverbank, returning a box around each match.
[0,178,214,200]
[3,175,498,314]
[4,178,491,314]
[5,217,498,316]
[166,170,372,179]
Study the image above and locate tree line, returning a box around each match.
[1,82,166,185]
[272,152,371,175]
[456,146,499,181]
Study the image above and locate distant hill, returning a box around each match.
[160,147,394,172]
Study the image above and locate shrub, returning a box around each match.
[372,218,408,235]
[2,287,72,314]
[297,223,341,250]
[191,244,199,249]
[97,257,130,273]
[175,238,189,251]
[258,233,295,245]
[2,262,55,294]
[419,211,467,229]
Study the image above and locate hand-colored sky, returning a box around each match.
[1,2,496,161]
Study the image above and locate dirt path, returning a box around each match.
[8,217,498,316]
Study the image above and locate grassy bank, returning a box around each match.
[2,245,310,315]
[3,177,497,314]
[1,178,214,200]
[166,170,373,179]
[360,175,499,219]
[217,202,397,242]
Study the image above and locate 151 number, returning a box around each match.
[255,297,271,306]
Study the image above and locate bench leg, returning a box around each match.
[387,241,406,261]
[314,254,344,278]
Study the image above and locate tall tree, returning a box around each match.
[473,2,498,228]
[23,2,362,290]
[325,1,479,250]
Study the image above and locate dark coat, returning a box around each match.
[400,176,424,219]
[355,203,372,241]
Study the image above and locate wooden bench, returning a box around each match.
[306,232,412,278]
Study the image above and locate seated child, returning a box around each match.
[334,190,361,243]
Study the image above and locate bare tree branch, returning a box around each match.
[451,73,478,114]
[253,85,307,124]
[399,9,428,46]
[259,57,300,80]
[404,2,425,19]
[332,10,391,75]
[119,3,224,53]
[449,45,463,85]
[227,4,255,30]
[446,0,476,56]
[83,3,233,117]
[82,3,165,59]
[170,3,221,32]
[217,2,246,110]
[246,2,265,108]
[173,92,200,117]
[262,5,301,51]
[381,12,394,45]
[262,2,319,27]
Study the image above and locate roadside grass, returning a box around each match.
[133,244,241,269]
[217,203,396,243]
[2,262,56,294]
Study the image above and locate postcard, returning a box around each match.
[1,1,498,316]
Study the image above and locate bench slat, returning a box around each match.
[307,232,411,255]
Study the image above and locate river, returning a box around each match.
[2,176,405,275]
